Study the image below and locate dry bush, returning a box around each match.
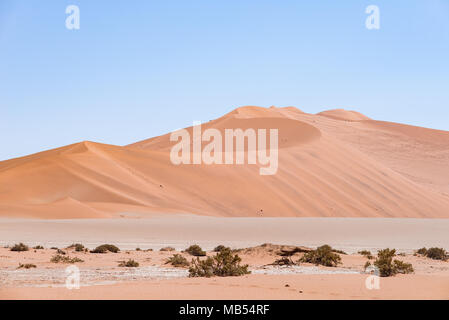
[374,248,413,277]
[50,254,84,263]
[185,244,206,257]
[189,247,250,277]
[166,254,190,267]
[10,243,29,252]
[298,245,342,267]
[90,244,120,253]
[18,263,36,269]
[118,259,139,267]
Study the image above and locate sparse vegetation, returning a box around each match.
[57,249,66,255]
[272,257,295,266]
[213,245,227,252]
[68,243,85,252]
[358,250,374,260]
[33,245,44,250]
[18,263,36,269]
[50,254,84,263]
[332,249,347,255]
[417,247,448,261]
[298,245,342,267]
[185,244,206,257]
[373,248,413,277]
[189,247,250,277]
[165,254,190,267]
[10,243,29,252]
[160,247,175,252]
[118,259,139,267]
[416,247,427,255]
[90,244,120,253]
[136,248,141,251]
[364,261,372,270]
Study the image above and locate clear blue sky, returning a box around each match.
[1,0,448,160]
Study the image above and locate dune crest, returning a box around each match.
[0,106,448,219]
[318,109,371,121]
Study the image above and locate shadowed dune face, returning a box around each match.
[0,106,448,219]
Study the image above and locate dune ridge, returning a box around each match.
[0,106,448,219]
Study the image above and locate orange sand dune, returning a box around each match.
[0,106,448,219]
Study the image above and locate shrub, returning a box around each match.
[358,250,371,256]
[50,254,84,263]
[33,245,44,250]
[364,261,371,270]
[50,247,58,250]
[272,257,295,266]
[189,247,250,277]
[185,244,206,257]
[393,260,414,274]
[332,249,347,255]
[57,249,66,255]
[373,248,413,277]
[160,247,175,252]
[166,254,190,267]
[18,263,36,269]
[416,247,427,255]
[90,244,120,253]
[68,243,85,252]
[213,245,227,252]
[298,245,342,267]
[118,259,139,267]
[10,243,29,252]
[136,248,141,251]
[425,247,448,261]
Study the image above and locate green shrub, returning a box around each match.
[10,243,29,252]
[90,244,120,253]
[50,254,84,263]
[425,247,448,261]
[189,247,250,277]
[298,245,342,267]
[185,244,206,257]
[33,245,44,250]
[374,248,413,277]
[118,259,139,267]
[166,254,190,267]
[18,263,36,269]
[160,247,175,252]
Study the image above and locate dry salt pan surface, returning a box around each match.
[252,265,360,276]
[0,266,189,288]
[0,265,360,288]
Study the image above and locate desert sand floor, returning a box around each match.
[1,216,449,300]
[2,274,449,300]
[0,244,448,299]
[1,216,449,253]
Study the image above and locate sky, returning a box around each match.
[1,0,448,160]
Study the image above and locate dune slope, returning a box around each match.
[0,106,448,218]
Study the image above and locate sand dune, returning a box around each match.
[0,106,448,218]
